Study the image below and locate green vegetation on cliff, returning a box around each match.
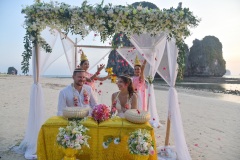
[185,36,226,77]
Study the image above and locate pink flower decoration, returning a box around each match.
[125,104,129,109]
[92,104,110,123]
[150,150,155,155]
[83,89,89,104]
[73,96,78,106]
[163,67,166,70]
[74,96,78,102]
[111,106,117,113]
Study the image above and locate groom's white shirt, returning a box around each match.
[57,84,97,116]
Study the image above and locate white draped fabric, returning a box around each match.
[88,50,112,71]
[117,33,167,128]
[79,47,112,73]
[13,28,66,159]
[16,27,191,159]
[13,45,45,159]
[60,33,77,73]
[118,33,191,160]
[166,40,191,160]
[14,29,113,159]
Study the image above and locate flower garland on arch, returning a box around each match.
[21,1,200,74]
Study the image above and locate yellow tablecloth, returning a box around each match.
[37,116,157,160]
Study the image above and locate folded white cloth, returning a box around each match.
[25,153,37,159]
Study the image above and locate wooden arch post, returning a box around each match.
[75,38,77,68]
[35,43,39,83]
[165,117,171,146]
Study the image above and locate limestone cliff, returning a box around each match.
[185,36,226,77]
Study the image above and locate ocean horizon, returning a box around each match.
[42,74,240,93]
[42,74,240,78]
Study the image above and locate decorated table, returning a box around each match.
[37,116,157,160]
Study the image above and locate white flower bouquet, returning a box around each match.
[56,120,90,150]
[128,129,155,155]
[146,75,154,84]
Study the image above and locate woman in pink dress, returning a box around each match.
[80,52,110,92]
[132,56,147,111]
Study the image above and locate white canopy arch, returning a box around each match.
[17,1,199,159]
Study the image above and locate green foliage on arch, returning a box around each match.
[21,1,199,74]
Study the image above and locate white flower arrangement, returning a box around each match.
[102,137,113,149]
[146,75,154,84]
[113,137,121,144]
[21,1,199,74]
[128,129,155,155]
[56,120,90,150]
[102,137,121,149]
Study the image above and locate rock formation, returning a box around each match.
[185,36,226,77]
[7,67,18,75]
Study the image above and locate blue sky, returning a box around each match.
[0,0,239,75]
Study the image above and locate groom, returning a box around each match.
[57,68,97,116]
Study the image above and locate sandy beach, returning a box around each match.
[0,75,240,160]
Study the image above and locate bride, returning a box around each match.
[111,75,137,117]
